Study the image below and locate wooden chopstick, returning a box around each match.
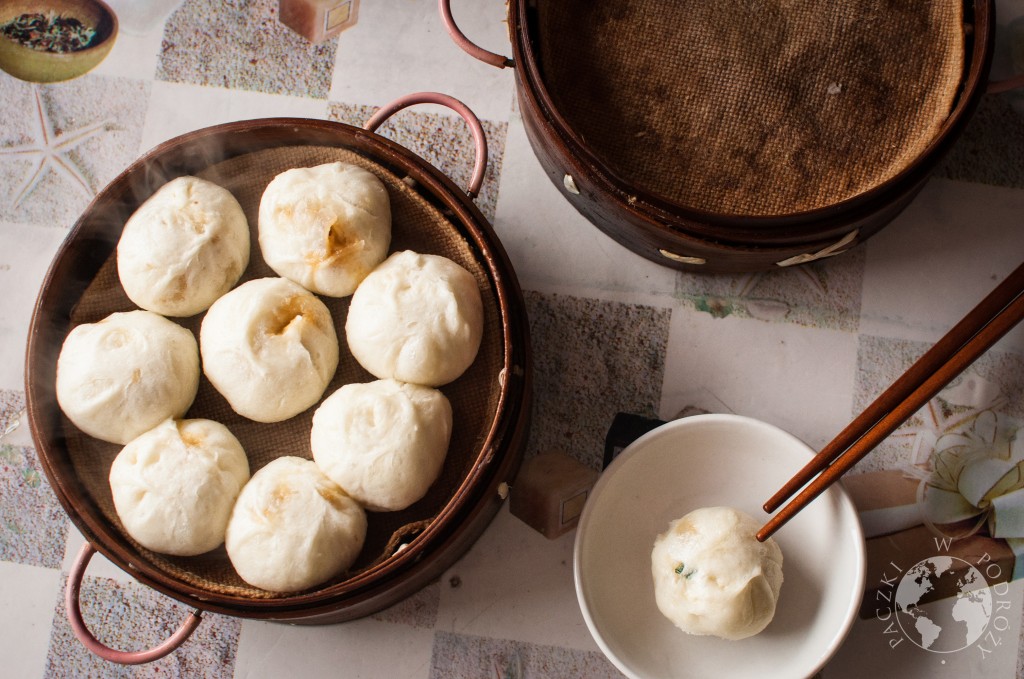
[757,261,1024,542]
[763,261,1024,515]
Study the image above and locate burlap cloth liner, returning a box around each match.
[64,144,504,598]
[537,0,964,216]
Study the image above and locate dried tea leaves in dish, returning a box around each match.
[651,506,784,640]
[259,161,391,298]
[117,176,250,317]
[109,418,250,556]
[225,456,367,592]
[55,310,200,445]
[311,379,453,512]
[346,250,483,387]
[200,277,339,423]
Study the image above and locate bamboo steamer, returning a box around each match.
[25,102,532,660]
[447,0,995,272]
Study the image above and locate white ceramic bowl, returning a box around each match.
[574,414,865,679]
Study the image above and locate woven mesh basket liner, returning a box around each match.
[535,0,965,216]
[62,144,504,599]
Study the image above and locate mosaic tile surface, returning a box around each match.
[0,442,66,569]
[370,580,441,629]
[935,93,1024,189]
[523,291,670,469]
[428,630,621,679]
[0,77,148,228]
[157,0,338,98]
[328,102,508,224]
[675,246,866,331]
[0,389,25,435]
[46,573,241,678]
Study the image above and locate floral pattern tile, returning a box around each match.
[674,246,866,331]
[428,630,621,679]
[850,334,1024,475]
[157,0,338,98]
[46,573,241,678]
[327,102,507,224]
[523,291,670,470]
[0,77,148,228]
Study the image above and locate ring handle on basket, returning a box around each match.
[66,542,203,665]
[364,92,489,199]
[438,0,514,69]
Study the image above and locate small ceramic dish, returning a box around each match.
[574,414,865,679]
[0,0,117,83]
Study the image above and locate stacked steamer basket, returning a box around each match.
[25,102,531,647]
[447,0,995,272]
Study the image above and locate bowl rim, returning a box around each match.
[573,413,867,679]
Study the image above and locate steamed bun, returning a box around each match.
[117,176,250,317]
[200,277,339,423]
[311,379,453,511]
[55,310,200,445]
[225,456,367,592]
[345,251,483,387]
[651,506,783,640]
[259,161,391,297]
[109,418,249,556]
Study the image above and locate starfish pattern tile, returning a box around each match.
[0,76,148,227]
[0,85,111,209]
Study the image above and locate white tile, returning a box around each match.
[0,222,69,392]
[0,561,62,678]
[92,30,163,81]
[329,0,515,121]
[139,81,330,155]
[493,114,678,296]
[861,179,1024,351]
[660,306,859,451]
[435,505,601,653]
[234,615,434,679]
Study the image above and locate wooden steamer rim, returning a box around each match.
[24,116,532,620]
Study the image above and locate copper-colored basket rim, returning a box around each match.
[24,117,532,618]
[509,0,995,246]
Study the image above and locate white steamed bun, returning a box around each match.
[200,277,339,423]
[345,250,483,387]
[109,418,249,556]
[651,506,784,640]
[117,176,250,317]
[55,310,200,445]
[311,379,453,511]
[258,161,391,297]
[225,456,367,592]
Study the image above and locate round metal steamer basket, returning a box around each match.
[25,100,532,647]
[446,0,995,272]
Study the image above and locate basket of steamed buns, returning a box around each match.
[25,108,531,628]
